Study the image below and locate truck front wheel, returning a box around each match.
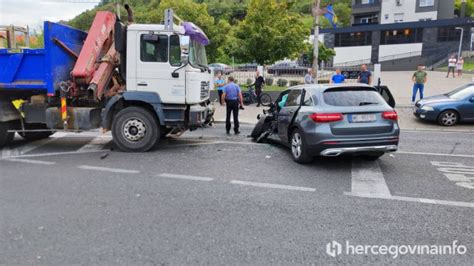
[0,121,14,147]
[112,106,160,152]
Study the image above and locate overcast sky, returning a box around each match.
[0,0,98,30]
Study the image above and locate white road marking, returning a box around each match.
[431,161,474,190]
[345,192,474,209]
[77,165,140,174]
[165,140,263,148]
[1,132,68,159]
[158,173,214,182]
[230,180,316,192]
[351,159,391,197]
[3,158,56,165]
[401,129,474,134]
[3,149,104,159]
[396,150,474,159]
[77,135,112,152]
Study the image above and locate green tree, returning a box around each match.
[302,42,335,65]
[227,0,309,65]
[455,0,474,18]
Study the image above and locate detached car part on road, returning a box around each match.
[251,84,399,164]
[414,83,474,126]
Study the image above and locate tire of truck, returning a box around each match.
[0,121,14,147]
[18,123,54,141]
[111,106,160,152]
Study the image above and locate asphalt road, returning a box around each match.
[0,125,473,264]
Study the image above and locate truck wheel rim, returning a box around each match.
[123,119,146,142]
[291,133,302,158]
[442,112,456,126]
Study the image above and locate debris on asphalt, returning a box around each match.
[100,153,109,159]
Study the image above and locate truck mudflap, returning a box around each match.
[0,96,21,122]
[46,107,101,130]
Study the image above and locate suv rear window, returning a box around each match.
[323,88,385,106]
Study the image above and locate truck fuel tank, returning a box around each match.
[46,107,102,131]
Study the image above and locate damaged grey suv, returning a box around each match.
[251,84,400,164]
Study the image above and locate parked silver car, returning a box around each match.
[251,84,400,163]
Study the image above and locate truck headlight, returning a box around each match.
[421,105,434,111]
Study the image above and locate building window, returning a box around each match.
[381,28,423,44]
[355,0,375,4]
[437,27,462,42]
[334,32,372,47]
[419,0,434,7]
[394,13,404,22]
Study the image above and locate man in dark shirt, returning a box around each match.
[358,64,372,85]
[221,76,244,134]
[250,70,265,107]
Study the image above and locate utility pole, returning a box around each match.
[116,0,120,20]
[312,0,321,83]
[456,27,464,60]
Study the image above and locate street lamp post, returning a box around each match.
[312,0,321,83]
[455,27,464,60]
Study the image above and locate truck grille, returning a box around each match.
[200,81,210,100]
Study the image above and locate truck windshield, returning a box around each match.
[189,40,208,68]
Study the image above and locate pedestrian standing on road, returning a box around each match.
[446,55,457,78]
[250,70,265,107]
[214,71,226,105]
[411,64,428,104]
[456,57,464,77]
[358,64,372,85]
[330,68,345,84]
[304,68,314,84]
[221,76,243,135]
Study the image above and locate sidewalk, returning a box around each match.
[213,105,474,132]
[380,70,473,106]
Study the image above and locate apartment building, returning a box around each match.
[321,0,470,70]
[351,0,455,25]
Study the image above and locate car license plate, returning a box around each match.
[349,114,376,123]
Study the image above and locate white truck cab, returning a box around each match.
[126,23,212,105]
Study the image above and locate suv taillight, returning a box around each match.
[382,111,398,121]
[310,113,343,123]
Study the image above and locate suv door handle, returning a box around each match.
[137,82,148,87]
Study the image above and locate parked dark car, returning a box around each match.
[267,62,307,76]
[414,83,474,126]
[251,84,399,163]
[209,63,233,75]
[237,63,258,72]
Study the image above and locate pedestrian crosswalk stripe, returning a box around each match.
[351,159,391,197]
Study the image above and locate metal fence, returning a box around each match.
[213,64,370,87]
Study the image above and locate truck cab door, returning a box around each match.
[278,89,302,143]
[135,32,186,104]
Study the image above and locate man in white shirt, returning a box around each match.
[304,69,314,84]
[446,55,457,78]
